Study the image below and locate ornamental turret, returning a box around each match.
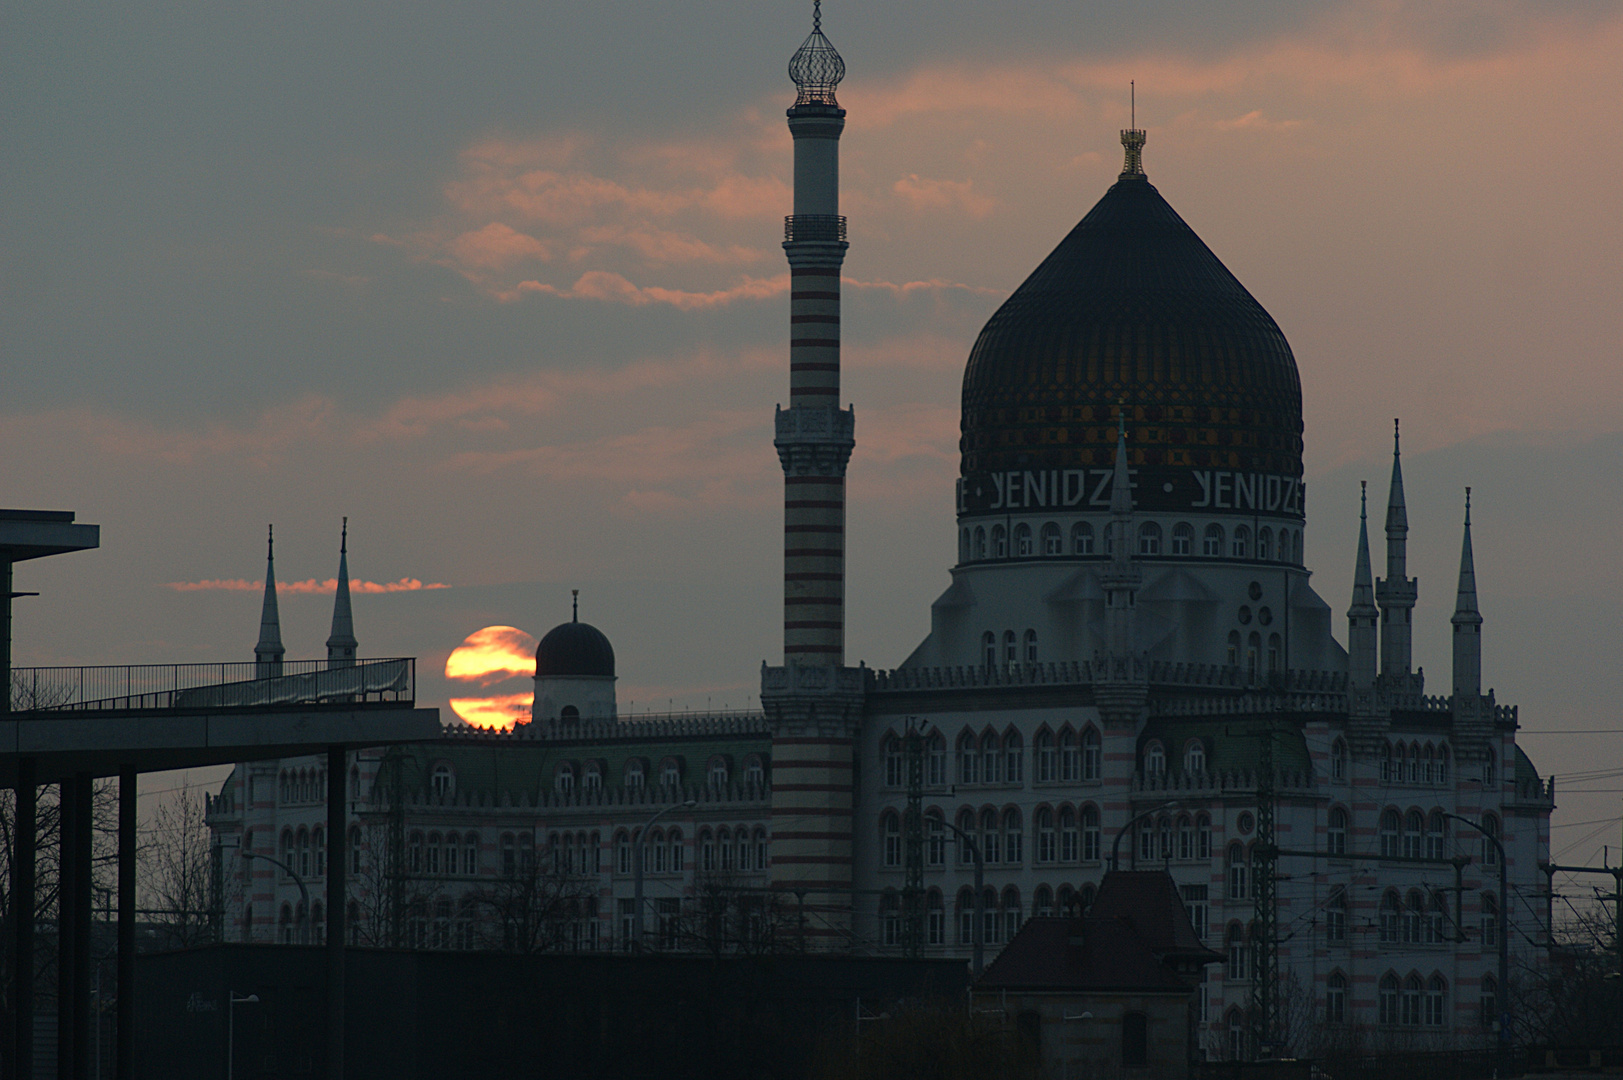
[254,525,285,678]
[1348,482,1379,692]
[325,518,357,668]
[1376,420,1418,680]
[1451,489,1482,701]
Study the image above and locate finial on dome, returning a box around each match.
[1465,486,1472,526]
[340,515,347,554]
[572,588,579,623]
[1120,83,1147,179]
[789,0,845,107]
[1360,480,1367,520]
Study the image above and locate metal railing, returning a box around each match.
[7,657,414,714]
[783,214,847,243]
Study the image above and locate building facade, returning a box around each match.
[207,3,1552,1057]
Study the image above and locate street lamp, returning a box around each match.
[227,992,259,1080]
[1445,811,1509,1074]
[1109,801,1180,872]
[938,816,986,978]
[632,798,698,952]
[241,849,309,944]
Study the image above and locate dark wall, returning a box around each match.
[137,945,968,1080]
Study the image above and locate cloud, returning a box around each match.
[1215,110,1304,133]
[165,578,450,594]
[891,174,998,218]
[495,271,789,309]
[447,222,551,269]
[447,693,532,731]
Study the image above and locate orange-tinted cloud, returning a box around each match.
[165,577,449,594]
[447,222,552,269]
[496,271,788,309]
[444,625,537,685]
[448,693,532,731]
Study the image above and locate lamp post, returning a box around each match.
[1445,811,1509,1074]
[632,798,697,952]
[242,849,309,944]
[227,992,259,1080]
[939,817,985,978]
[1109,801,1180,872]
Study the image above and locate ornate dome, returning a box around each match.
[959,140,1304,523]
[534,615,615,679]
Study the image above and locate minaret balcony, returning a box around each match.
[784,214,847,243]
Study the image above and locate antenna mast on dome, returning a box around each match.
[1121,82,1147,179]
[572,588,578,623]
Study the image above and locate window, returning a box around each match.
[1379,974,1400,1025]
[957,888,976,945]
[1035,730,1055,782]
[958,732,978,785]
[1438,744,1451,783]
[1247,632,1261,678]
[1393,742,1406,784]
[669,830,684,873]
[625,761,645,788]
[745,756,765,788]
[660,759,681,789]
[406,831,421,875]
[1327,972,1347,1023]
[618,898,636,951]
[464,833,479,875]
[1059,729,1079,782]
[880,893,900,947]
[1380,890,1401,943]
[1232,525,1251,558]
[755,828,768,871]
[614,832,631,876]
[991,525,1008,558]
[1280,530,1294,564]
[1402,974,1424,1026]
[718,828,734,871]
[1258,527,1273,561]
[426,832,441,875]
[1060,805,1079,863]
[1196,813,1212,860]
[650,830,667,874]
[1041,522,1062,555]
[1082,726,1101,780]
[1227,631,1240,666]
[981,731,1000,784]
[1003,631,1017,667]
[1122,1011,1148,1068]
[1073,522,1094,555]
[1327,889,1347,943]
[958,810,976,866]
[983,887,1000,944]
[1379,809,1400,857]
[1004,729,1024,782]
[981,808,1000,864]
[1404,890,1425,943]
[1422,744,1435,784]
[1002,886,1022,942]
[1427,810,1446,860]
[431,763,454,798]
[1481,975,1498,1028]
[1014,523,1033,557]
[981,632,996,671]
[1227,843,1248,900]
[555,763,575,794]
[1003,808,1023,865]
[1172,522,1194,555]
[1203,524,1224,556]
[1484,747,1497,785]
[583,762,602,792]
[1057,885,1076,917]
[1182,884,1208,942]
[1178,815,1193,860]
[927,890,945,946]
[883,737,903,788]
[1035,885,1053,919]
[1023,629,1038,664]
[1036,807,1055,863]
[1481,892,1498,947]
[1138,521,1162,555]
[1404,810,1424,859]
[927,735,946,787]
[1267,633,1281,674]
[1082,804,1100,862]
[1184,740,1206,775]
[882,812,902,867]
[1482,814,1501,865]
[700,830,715,872]
[1328,808,1348,855]
[1144,741,1166,776]
[708,757,729,788]
[1429,891,1448,944]
[926,815,945,866]
[1331,739,1347,782]
[1226,924,1248,981]
[973,527,986,560]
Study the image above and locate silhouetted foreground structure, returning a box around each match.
[136,946,967,1080]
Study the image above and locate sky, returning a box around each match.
[5,1,1623,879]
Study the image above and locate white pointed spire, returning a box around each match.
[1375,419,1418,678]
[326,517,357,667]
[1452,488,1482,701]
[1348,482,1378,690]
[255,525,285,677]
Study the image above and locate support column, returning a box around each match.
[57,777,78,1080]
[72,775,92,1080]
[116,768,136,1080]
[13,757,37,1080]
[326,746,347,1080]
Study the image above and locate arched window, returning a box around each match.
[1422,744,1435,784]
[1232,526,1251,558]
[1014,523,1033,557]
[1267,633,1281,674]
[1041,522,1062,555]
[1072,522,1094,555]
[1226,924,1248,981]
[624,760,645,788]
[735,828,749,872]
[1409,741,1422,784]
[982,886,999,944]
[745,755,766,789]
[882,812,902,867]
[1144,741,1166,776]
[1035,729,1055,782]
[1159,815,1173,861]
[981,730,1000,784]
[1003,808,1023,864]
[1058,728,1079,782]
[1196,814,1212,860]
[650,829,666,874]
[973,527,987,560]
[1326,971,1347,1023]
[1227,843,1248,899]
[1437,743,1451,783]
[879,891,901,946]
[426,831,442,875]
[1177,814,1193,860]
[1428,890,1448,944]
[1402,974,1424,1026]
[613,831,630,876]
[1246,632,1261,678]
[1379,809,1400,856]
[1481,892,1499,947]
[755,828,768,871]
[279,829,292,872]
[980,808,1000,864]
[960,527,971,563]
[957,809,976,866]
[1426,975,1447,1026]
[1034,884,1054,917]
[1480,974,1498,1028]
[718,828,734,871]
[583,761,602,791]
[1378,973,1401,1025]
[1023,629,1038,664]
[1059,805,1079,862]
[314,828,325,877]
[1484,747,1497,785]
[669,829,684,873]
[1427,810,1446,860]
[298,829,311,878]
[1138,521,1162,555]
[1081,804,1101,862]
[431,763,454,798]
[1331,739,1347,782]
[1036,807,1055,863]
[1327,888,1347,942]
[991,525,1008,559]
[708,756,729,788]
[659,758,681,789]
[1379,890,1402,942]
[349,826,363,875]
[1482,814,1501,865]
[1081,726,1101,781]
[1172,522,1194,555]
[927,889,945,946]
[560,705,579,723]
[1184,740,1206,775]
[1226,1008,1246,1061]
[957,887,976,945]
[882,736,903,788]
[1002,885,1022,943]
[555,763,575,795]
[1003,631,1017,666]
[1057,884,1076,917]
[1404,810,1424,859]
[1226,630,1240,667]
[927,734,946,787]
[1258,527,1273,561]
[926,813,945,866]
[1279,529,1294,564]
[959,731,979,785]
[464,833,480,875]
[981,632,996,672]
[1328,807,1348,855]
[700,829,715,872]
[1404,889,1426,943]
[1203,524,1224,556]
[1004,728,1023,782]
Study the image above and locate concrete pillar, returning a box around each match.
[117,767,136,1079]
[72,775,91,1080]
[13,757,36,1080]
[326,746,347,1079]
[57,777,77,1080]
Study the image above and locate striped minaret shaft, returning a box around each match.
[766,2,863,945]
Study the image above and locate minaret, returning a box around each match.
[1375,420,1418,680]
[774,0,854,666]
[1348,482,1379,692]
[1451,489,1482,701]
[254,525,285,678]
[326,517,357,667]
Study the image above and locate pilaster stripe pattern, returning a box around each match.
[770,734,855,933]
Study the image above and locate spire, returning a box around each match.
[1109,404,1134,517]
[1452,488,1482,701]
[788,0,844,108]
[326,517,357,667]
[572,589,579,623]
[1348,483,1378,691]
[255,525,285,677]
[1120,84,1147,179]
[1384,418,1408,536]
[1375,418,1418,679]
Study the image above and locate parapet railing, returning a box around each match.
[783,214,847,242]
[7,657,415,713]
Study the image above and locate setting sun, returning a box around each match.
[445,625,537,729]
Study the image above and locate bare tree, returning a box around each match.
[679,872,798,957]
[142,788,222,949]
[465,855,596,953]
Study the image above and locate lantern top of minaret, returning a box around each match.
[789,0,845,108]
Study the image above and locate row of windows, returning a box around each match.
[278,767,326,805]
[1325,738,1494,787]
[880,725,1105,788]
[873,883,1107,949]
[553,755,767,795]
[961,521,1302,564]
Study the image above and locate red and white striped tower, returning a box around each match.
[763,1,865,945]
